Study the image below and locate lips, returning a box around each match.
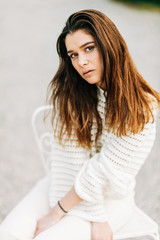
[83,70,94,76]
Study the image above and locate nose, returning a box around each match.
[78,54,88,67]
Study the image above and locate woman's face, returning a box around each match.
[65,29,105,89]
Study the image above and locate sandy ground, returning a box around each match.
[0,0,160,238]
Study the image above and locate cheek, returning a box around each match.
[72,62,81,74]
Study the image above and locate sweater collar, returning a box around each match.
[97,86,107,98]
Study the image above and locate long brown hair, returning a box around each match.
[47,9,160,149]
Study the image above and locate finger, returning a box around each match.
[111,233,113,240]
[33,231,38,238]
[33,222,39,238]
[34,228,40,238]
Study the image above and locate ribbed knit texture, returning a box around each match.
[49,87,158,222]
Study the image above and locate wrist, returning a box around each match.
[59,186,83,211]
[58,200,68,213]
[51,203,66,219]
[91,221,111,228]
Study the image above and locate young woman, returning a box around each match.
[0,9,159,240]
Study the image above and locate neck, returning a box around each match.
[96,81,106,91]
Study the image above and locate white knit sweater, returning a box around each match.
[49,87,158,222]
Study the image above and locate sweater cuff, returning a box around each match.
[74,155,106,203]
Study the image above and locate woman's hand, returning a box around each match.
[91,221,113,240]
[33,204,65,238]
[33,186,82,238]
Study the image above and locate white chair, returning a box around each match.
[31,105,160,240]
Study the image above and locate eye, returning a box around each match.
[69,53,78,59]
[86,46,94,52]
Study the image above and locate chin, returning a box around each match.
[86,79,99,85]
[88,82,96,85]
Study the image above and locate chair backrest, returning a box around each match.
[31,105,54,172]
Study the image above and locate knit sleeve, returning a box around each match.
[74,112,157,203]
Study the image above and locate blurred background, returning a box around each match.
[0,0,160,235]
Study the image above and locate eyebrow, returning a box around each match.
[67,41,95,54]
